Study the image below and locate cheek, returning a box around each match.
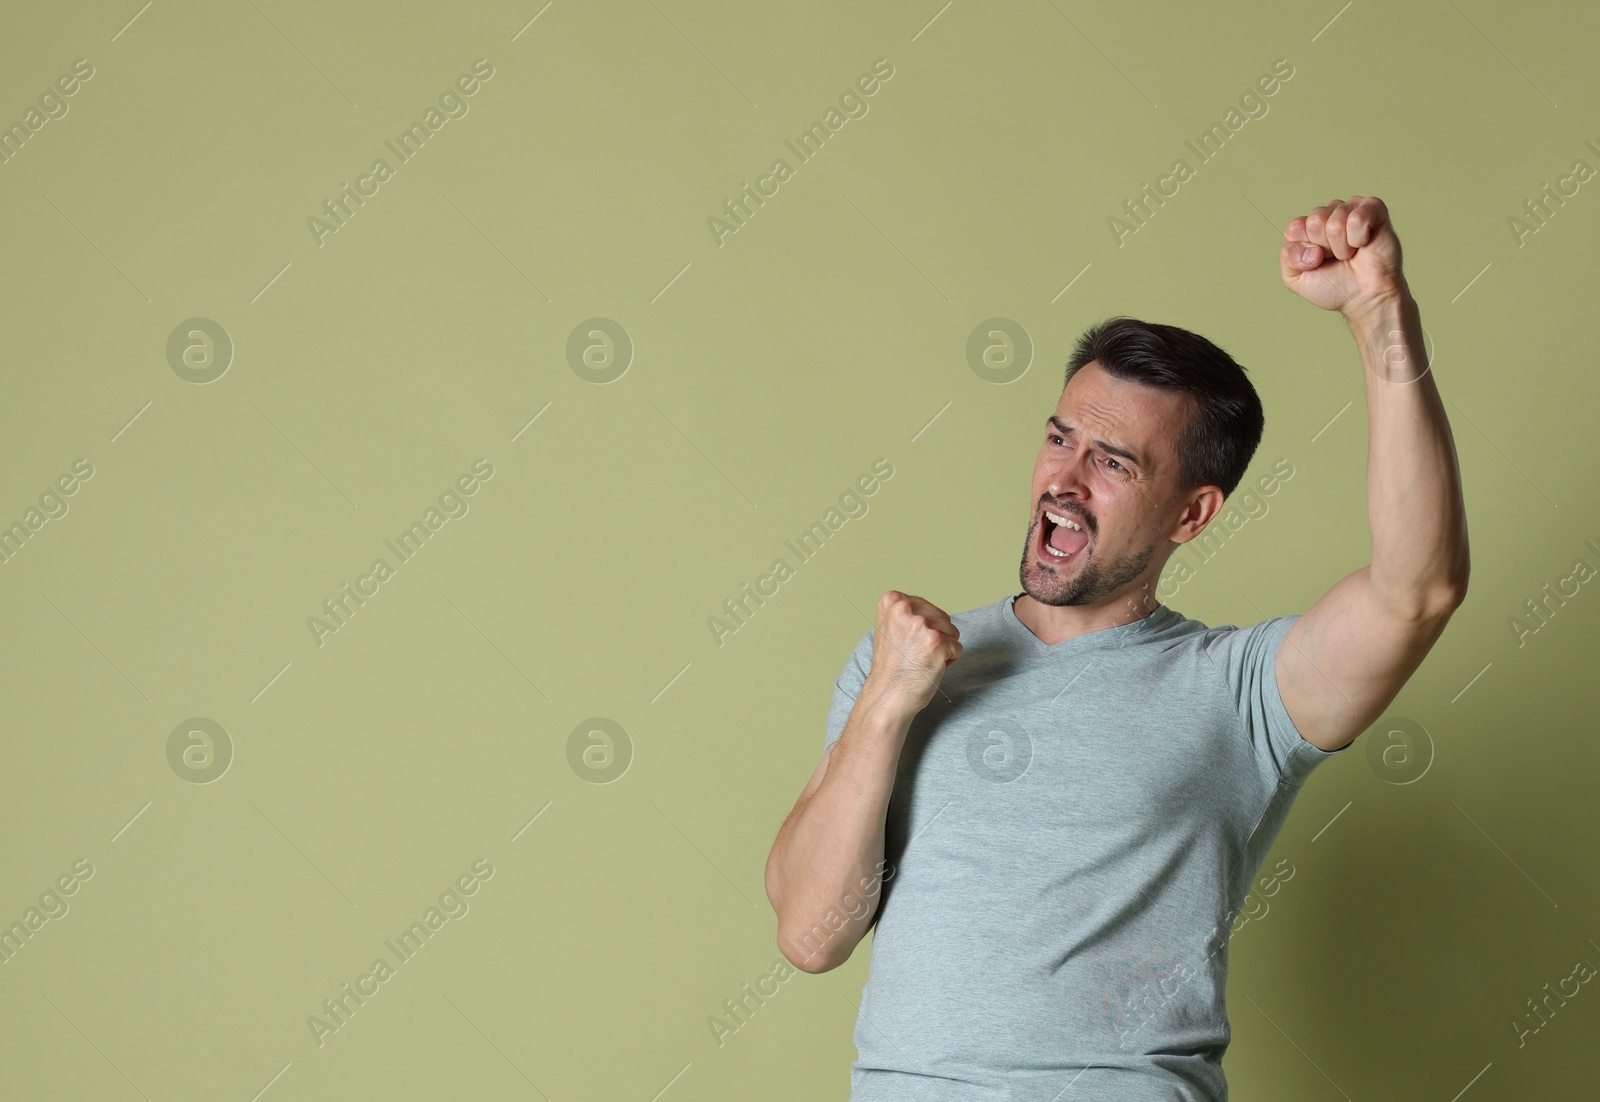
[1108,503,1155,544]
[1031,468,1056,501]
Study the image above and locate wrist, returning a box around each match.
[857,676,920,730]
[1346,285,1428,384]
[1341,280,1412,333]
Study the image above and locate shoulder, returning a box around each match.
[1134,608,1306,675]
[1151,605,1296,645]
[1198,613,1300,654]
[1152,612,1306,701]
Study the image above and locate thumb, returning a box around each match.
[1286,240,1323,269]
[1280,240,1323,281]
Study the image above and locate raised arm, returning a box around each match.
[1273,196,1470,752]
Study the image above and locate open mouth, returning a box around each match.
[1038,507,1090,563]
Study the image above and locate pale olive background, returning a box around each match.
[1,1,1597,1099]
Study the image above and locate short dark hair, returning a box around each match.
[1063,316,1264,498]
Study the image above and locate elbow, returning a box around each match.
[775,920,848,974]
[765,858,829,972]
[785,948,838,975]
[1384,548,1470,622]
[1447,535,1472,606]
[1446,540,1471,607]
[1409,580,1468,622]
[1433,550,1471,617]
[1392,583,1466,623]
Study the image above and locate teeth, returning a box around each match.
[1045,510,1083,532]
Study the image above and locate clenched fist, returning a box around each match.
[864,591,964,716]
[1280,195,1407,319]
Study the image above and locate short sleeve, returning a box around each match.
[1204,614,1349,787]
[823,628,875,753]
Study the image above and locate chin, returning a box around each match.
[1020,557,1090,607]
[1018,524,1155,609]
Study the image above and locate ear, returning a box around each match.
[1167,485,1226,544]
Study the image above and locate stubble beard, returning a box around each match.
[1019,517,1155,607]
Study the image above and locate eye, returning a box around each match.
[1102,455,1136,479]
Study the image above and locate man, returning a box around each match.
[764,196,1469,1101]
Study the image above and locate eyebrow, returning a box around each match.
[1046,415,1145,470]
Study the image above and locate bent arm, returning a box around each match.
[764,683,913,973]
[1279,286,1470,751]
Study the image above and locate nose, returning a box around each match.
[1046,446,1094,503]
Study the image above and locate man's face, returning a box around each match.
[1020,362,1195,608]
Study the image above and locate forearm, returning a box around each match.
[766,688,912,973]
[1345,284,1470,615]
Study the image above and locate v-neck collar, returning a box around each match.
[1001,591,1175,656]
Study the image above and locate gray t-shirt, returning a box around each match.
[821,592,1348,1101]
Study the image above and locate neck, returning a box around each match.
[1013,588,1161,646]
